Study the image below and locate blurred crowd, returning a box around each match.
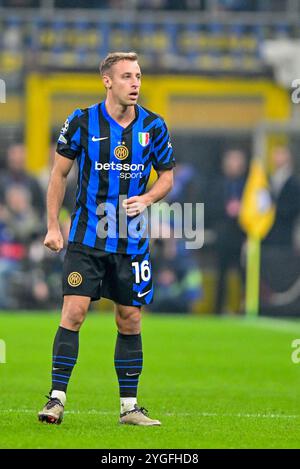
[2,1,296,81]
[0,0,287,11]
[0,142,299,313]
[0,143,71,309]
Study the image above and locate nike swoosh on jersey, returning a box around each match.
[92,136,109,142]
[126,372,140,377]
[137,290,151,298]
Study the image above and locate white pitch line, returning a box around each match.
[0,409,299,420]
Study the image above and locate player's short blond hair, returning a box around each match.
[99,52,138,76]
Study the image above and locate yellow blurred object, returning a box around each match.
[58,207,70,223]
[192,269,242,315]
[239,159,275,240]
[25,74,290,173]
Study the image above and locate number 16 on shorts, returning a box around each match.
[132,260,151,283]
[131,257,153,305]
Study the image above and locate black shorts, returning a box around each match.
[62,242,153,306]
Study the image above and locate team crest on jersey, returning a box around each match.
[68,272,83,287]
[114,145,129,160]
[138,132,150,147]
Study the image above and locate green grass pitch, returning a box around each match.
[1,311,300,449]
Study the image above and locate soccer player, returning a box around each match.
[38,52,175,426]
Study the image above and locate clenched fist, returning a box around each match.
[44,228,64,252]
[122,195,150,217]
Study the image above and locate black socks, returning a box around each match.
[51,328,143,398]
[114,332,143,398]
[51,326,79,392]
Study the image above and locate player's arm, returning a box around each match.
[44,153,74,252]
[144,168,174,204]
[124,117,175,217]
[123,169,174,217]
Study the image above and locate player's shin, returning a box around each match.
[51,326,79,403]
[114,332,143,414]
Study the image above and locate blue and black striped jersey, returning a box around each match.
[56,101,175,255]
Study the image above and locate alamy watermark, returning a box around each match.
[95,196,204,249]
[291,79,300,104]
[291,339,300,364]
[0,339,6,363]
[0,79,6,103]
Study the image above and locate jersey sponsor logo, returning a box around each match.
[95,162,144,171]
[138,132,150,147]
[137,289,152,298]
[94,161,144,179]
[114,145,129,160]
[60,118,69,135]
[92,136,109,142]
[67,272,83,287]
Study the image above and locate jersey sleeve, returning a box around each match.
[151,118,175,171]
[56,109,82,160]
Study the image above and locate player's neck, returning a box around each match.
[104,98,136,128]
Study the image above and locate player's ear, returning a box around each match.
[102,73,112,90]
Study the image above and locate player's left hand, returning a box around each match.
[122,195,150,217]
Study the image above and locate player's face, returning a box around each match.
[107,60,141,106]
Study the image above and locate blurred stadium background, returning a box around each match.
[2,0,300,451]
[1,0,300,317]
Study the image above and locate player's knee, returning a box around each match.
[61,303,87,330]
[116,308,141,334]
[126,311,141,332]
